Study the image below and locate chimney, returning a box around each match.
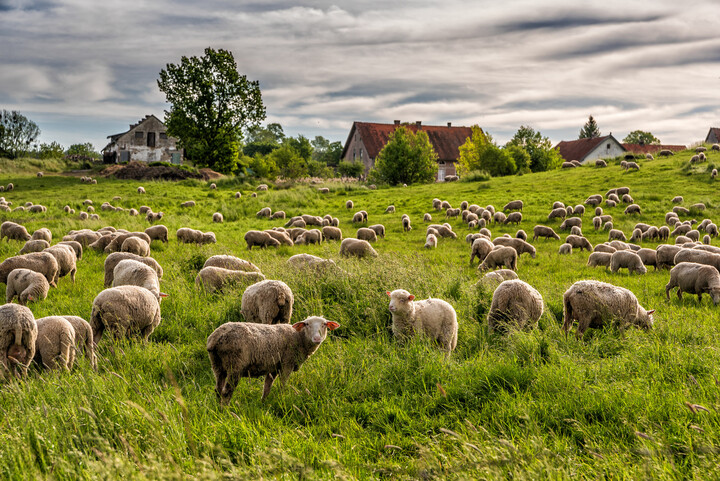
[394,120,400,126]
[415,121,422,129]
[447,122,452,127]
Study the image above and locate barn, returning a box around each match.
[102,115,183,164]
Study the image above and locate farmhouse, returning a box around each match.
[705,127,720,144]
[622,143,686,155]
[340,121,474,181]
[102,115,183,164]
[555,134,626,164]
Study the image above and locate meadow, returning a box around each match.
[0,150,719,479]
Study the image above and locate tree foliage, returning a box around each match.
[65,142,99,159]
[0,110,40,159]
[157,47,265,174]
[506,125,562,172]
[37,141,65,159]
[311,136,343,166]
[369,126,438,185]
[337,160,364,178]
[623,130,660,145]
[457,126,516,177]
[579,115,601,139]
[243,123,284,157]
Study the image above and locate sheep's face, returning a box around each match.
[387,290,415,314]
[709,288,720,306]
[293,316,339,344]
[7,345,28,365]
[638,309,655,329]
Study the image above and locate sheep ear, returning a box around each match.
[160,292,169,298]
[407,295,415,301]
[647,309,655,315]
[292,322,306,332]
[326,321,340,330]
[386,291,391,296]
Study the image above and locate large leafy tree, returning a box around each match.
[157,47,265,173]
[311,136,343,167]
[369,126,437,185]
[579,115,601,139]
[457,126,516,177]
[623,130,660,145]
[0,110,40,159]
[243,122,284,157]
[506,125,562,172]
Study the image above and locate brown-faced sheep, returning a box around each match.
[479,246,517,271]
[487,280,543,334]
[665,262,720,305]
[90,286,161,344]
[339,238,377,258]
[34,316,75,370]
[610,250,647,275]
[533,225,560,241]
[565,234,592,252]
[145,225,169,243]
[492,237,536,258]
[196,267,265,293]
[387,289,457,353]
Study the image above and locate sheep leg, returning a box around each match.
[220,371,240,404]
[665,283,673,300]
[697,292,702,302]
[261,373,277,401]
[677,289,683,300]
[70,268,76,283]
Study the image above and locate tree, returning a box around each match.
[369,126,438,185]
[157,47,266,174]
[243,123,284,157]
[457,126,516,177]
[36,141,64,159]
[311,136,343,167]
[623,130,660,145]
[0,110,40,159]
[337,160,364,178]
[506,126,562,172]
[65,142,99,160]
[579,115,601,139]
[268,143,307,179]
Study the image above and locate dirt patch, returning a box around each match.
[198,168,223,180]
[100,161,204,181]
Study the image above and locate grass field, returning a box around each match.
[1,150,719,479]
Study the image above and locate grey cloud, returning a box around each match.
[0,0,55,11]
[499,11,665,33]
[497,98,642,112]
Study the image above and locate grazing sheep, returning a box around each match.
[1,222,31,242]
[492,237,536,258]
[659,150,674,156]
[503,200,523,212]
[317,187,330,194]
[352,212,365,223]
[690,203,706,211]
[687,230,700,242]
[104,252,163,288]
[658,226,670,241]
[137,187,146,194]
[121,237,151,257]
[622,194,634,204]
[460,201,469,211]
[665,262,720,305]
[565,234,593,252]
[424,213,432,222]
[608,229,627,242]
[295,229,323,245]
[624,204,641,215]
[487,280,543,333]
[346,200,354,209]
[145,211,164,223]
[705,235,712,245]
[625,161,640,171]
[563,280,654,338]
[570,226,582,237]
[606,200,617,208]
[19,239,50,254]
[675,235,693,245]
[561,162,576,169]
[256,207,272,218]
[552,201,565,209]
[516,229,527,241]
[427,224,457,239]
[574,205,585,217]
[672,196,683,204]
[319,226,342,242]
[204,255,261,273]
[610,250,647,275]
[587,252,612,268]
[261,230,292,246]
[674,249,720,272]
[44,244,77,283]
[385,205,395,214]
[571,160,582,167]
[441,201,452,210]
[0,303,37,379]
[593,217,602,230]
[629,228,642,243]
[58,241,82,260]
[213,212,224,223]
[175,228,217,245]
[241,280,294,325]
[6,269,49,305]
[207,316,339,402]
[608,240,629,251]
[387,289,458,352]
[447,208,461,219]
[62,316,96,369]
[181,200,196,208]
[470,238,494,265]
[424,234,437,249]
[673,206,690,215]
[566,206,574,216]
[196,267,265,293]
[34,316,75,370]
[0,252,58,287]
[364,224,384,239]
[559,243,572,255]
[504,212,522,225]
[286,254,338,270]
[584,195,602,206]
[596,159,607,167]
[105,232,152,253]
[706,224,719,237]
[270,211,286,220]
[113,259,164,300]
[594,244,616,254]
[712,169,717,179]
[533,225,561,241]
[637,248,657,270]
[90,286,161,343]
[712,144,720,151]
[646,153,653,160]
[478,269,518,287]
[31,228,51,243]
[242,230,281,250]
[479,246,517,271]
[339,238,378,258]
[547,207,567,220]
[559,217,582,230]
[145,225,169,243]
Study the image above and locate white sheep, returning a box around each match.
[195,267,265,293]
[241,280,294,325]
[90,286,161,344]
[487,280,544,333]
[610,250,647,275]
[387,289,458,353]
[665,262,720,305]
[424,233,437,249]
[113,259,165,300]
[34,316,75,370]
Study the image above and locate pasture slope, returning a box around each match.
[0,151,719,479]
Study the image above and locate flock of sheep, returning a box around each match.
[0,165,719,403]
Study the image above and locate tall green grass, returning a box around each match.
[1,149,720,478]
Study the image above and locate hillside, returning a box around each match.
[0,150,719,479]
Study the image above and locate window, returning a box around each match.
[353,149,356,160]
[135,131,144,140]
[159,132,168,140]
[606,143,610,149]
[147,132,156,148]
[360,148,363,160]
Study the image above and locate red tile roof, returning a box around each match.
[554,135,620,162]
[622,143,686,154]
[342,122,474,162]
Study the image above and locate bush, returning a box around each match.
[337,160,364,178]
[460,170,491,182]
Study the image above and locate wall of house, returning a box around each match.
[110,117,182,163]
[582,140,625,164]
[341,130,373,174]
[707,131,719,144]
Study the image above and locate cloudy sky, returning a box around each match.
[2,0,719,151]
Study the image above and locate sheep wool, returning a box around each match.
[19,239,50,254]
[62,315,96,370]
[0,303,37,378]
[339,238,378,258]
[0,252,58,287]
[195,266,265,293]
[34,316,76,370]
[203,255,261,273]
[121,237,151,257]
[387,289,458,353]
[90,286,162,344]
[665,262,720,305]
[104,252,163,288]
[145,225,169,243]
[241,280,294,325]
[113,259,163,300]
[487,280,544,333]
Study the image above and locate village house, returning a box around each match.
[554,134,626,164]
[102,115,183,164]
[705,127,720,144]
[340,120,474,181]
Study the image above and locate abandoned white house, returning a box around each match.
[102,115,183,164]
[555,134,627,164]
[340,121,474,180]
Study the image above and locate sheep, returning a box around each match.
[263,230,293,246]
[570,226,582,237]
[270,211,286,220]
[121,237,151,257]
[90,286,161,344]
[571,160,582,167]
[559,217,582,230]
[104,252,163,287]
[584,195,603,206]
[479,246,517,271]
[566,206,574,216]
[552,201,565,209]
[5,183,12,191]
[44,244,77,283]
[492,237,536,258]
[432,199,442,211]
[339,238,378,258]
[58,241,82,260]
[145,225,169,243]
[573,205,585,217]
[207,315,338,403]
[256,207,272,218]
[565,234,593,252]
[591,217,602,231]
[427,224,457,239]
[6,268,50,305]
[636,248,657,270]
[606,200,617,208]
[424,233,438,249]
[625,161,640,171]
[113,259,164,300]
[137,186,146,194]
[295,229,323,245]
[658,226,670,241]
[28,205,47,213]
[19,239,50,254]
[31,228,52,243]
[33,316,75,370]
[175,228,216,245]
[195,266,265,294]
[673,206,690,215]
[514,230,527,242]
[368,224,385,238]
[547,208,568,220]
[105,232,152,253]
[621,194,633,204]
[608,229,626,242]
[690,203,706,211]
[203,255,261,273]
[212,212,224,223]
[241,280,294,325]
[503,212,522,225]
[559,243,572,255]
[659,149,674,156]
[713,144,720,151]
[402,216,412,232]
[624,204,641,215]
[387,289,458,353]
[145,211,163,223]
[665,262,720,305]
[610,250,647,275]
[676,235,693,245]
[595,159,607,167]
[301,215,324,226]
[687,230,700,242]
[242,230,280,250]
[460,201,469,211]
[384,205,395,214]
[1,222,31,242]
[707,223,719,237]
[286,254,338,271]
[704,235,711,245]
[587,251,612,268]
[672,196,684,204]
[317,187,330,194]
[0,252,58,287]
[441,201,452,210]
[673,249,720,272]
[712,169,718,179]
[423,213,432,222]
[318,226,342,242]
[470,237,494,265]
[446,208,461,219]
[61,316,96,369]
[346,200,354,209]
[594,244,616,254]
[487,280,544,334]
[532,225,560,241]
[0,303,37,379]
[562,162,576,169]
[478,269,519,287]
[352,212,365,223]
[503,200,523,212]
[563,281,654,341]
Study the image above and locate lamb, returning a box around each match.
[385,205,395,214]
[244,230,281,249]
[44,244,77,282]
[487,280,544,333]
[241,280,294,325]
[608,229,627,242]
[256,207,272,218]
[533,225,560,241]
[31,228,52,243]
[6,269,50,305]
[424,213,432,222]
[113,259,164,300]
[321,226,343,241]
[587,252,612,268]
[584,195,602,206]
[19,239,50,254]
[559,217,582,230]
[424,233,437,249]
[504,212,522,225]
[610,250,647,275]
[673,249,720,272]
[137,186,146,194]
[503,200,523,212]
[263,230,294,246]
[339,238,378,258]
[387,289,458,352]
[470,237,494,265]
[562,280,654,338]
[559,243,572,254]
[624,204,641,215]
[479,246,517,271]
[295,229,322,245]
[0,252,58,287]
[402,216,412,232]
[570,226,582,236]
[196,266,265,293]
[492,237,536,258]
[33,316,75,370]
[207,316,339,402]
[145,225,169,243]
[90,286,162,343]
[1,221,31,241]
[121,237,151,257]
[104,252,163,287]
[565,234,593,252]
[346,200,354,209]
[204,255,261,273]
[368,224,385,238]
[637,248,657,270]
[212,212,224,223]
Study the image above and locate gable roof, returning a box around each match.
[554,135,625,162]
[622,143,686,154]
[706,127,720,143]
[341,121,474,161]
[107,114,165,142]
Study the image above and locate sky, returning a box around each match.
[1,0,719,152]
